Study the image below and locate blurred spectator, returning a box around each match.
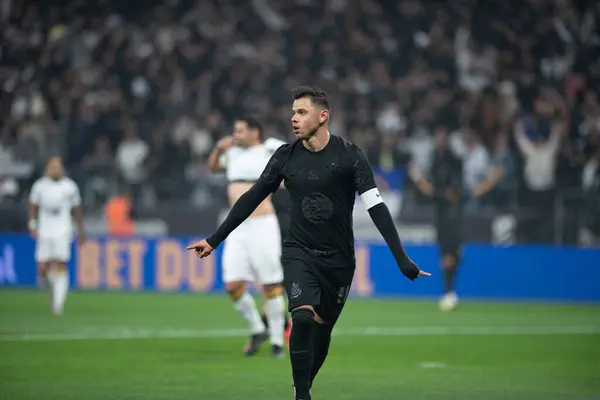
[461,129,490,211]
[105,185,134,236]
[115,121,149,205]
[0,0,599,245]
[471,131,517,209]
[407,125,434,178]
[582,149,600,193]
[368,132,406,172]
[147,125,191,202]
[514,111,563,243]
[0,175,19,204]
[581,148,600,246]
[81,136,116,208]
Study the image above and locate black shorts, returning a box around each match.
[281,247,354,325]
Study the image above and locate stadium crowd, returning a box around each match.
[1,0,599,241]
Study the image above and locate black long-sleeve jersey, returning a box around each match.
[207,134,419,279]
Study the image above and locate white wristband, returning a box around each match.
[28,220,38,230]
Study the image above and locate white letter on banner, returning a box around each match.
[0,245,17,284]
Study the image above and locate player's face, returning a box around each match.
[46,157,64,180]
[291,97,327,141]
[232,121,258,147]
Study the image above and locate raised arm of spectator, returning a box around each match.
[513,119,534,157]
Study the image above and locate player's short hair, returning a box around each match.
[292,86,331,112]
[236,116,264,140]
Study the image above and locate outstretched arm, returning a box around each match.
[351,146,428,280]
[205,145,288,249]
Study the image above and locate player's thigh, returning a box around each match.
[35,237,53,263]
[281,251,321,312]
[54,236,73,263]
[248,215,283,285]
[317,266,354,325]
[222,234,253,283]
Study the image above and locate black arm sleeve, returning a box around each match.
[368,203,420,280]
[205,145,288,248]
[351,144,419,280]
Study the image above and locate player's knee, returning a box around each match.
[38,263,49,274]
[442,255,457,270]
[262,283,284,299]
[55,262,67,273]
[225,282,245,300]
[292,305,325,325]
[291,307,315,331]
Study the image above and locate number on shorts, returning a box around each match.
[337,285,350,304]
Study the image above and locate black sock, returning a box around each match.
[261,312,269,329]
[310,323,332,387]
[289,309,315,398]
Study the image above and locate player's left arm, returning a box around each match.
[263,138,288,189]
[351,145,429,280]
[69,182,86,243]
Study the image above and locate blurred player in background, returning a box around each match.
[208,116,289,358]
[411,126,463,311]
[261,135,294,348]
[28,156,85,315]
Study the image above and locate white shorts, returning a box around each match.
[35,235,72,263]
[222,213,283,285]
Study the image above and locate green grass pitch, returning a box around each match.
[0,290,599,399]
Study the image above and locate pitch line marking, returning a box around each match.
[0,325,599,342]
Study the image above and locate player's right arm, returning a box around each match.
[28,181,42,238]
[208,136,234,172]
[187,144,290,257]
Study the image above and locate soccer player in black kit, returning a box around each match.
[187,86,430,400]
[412,126,463,311]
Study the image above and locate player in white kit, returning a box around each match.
[28,156,85,315]
[208,116,288,358]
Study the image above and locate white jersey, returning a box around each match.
[29,176,81,239]
[220,138,287,182]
